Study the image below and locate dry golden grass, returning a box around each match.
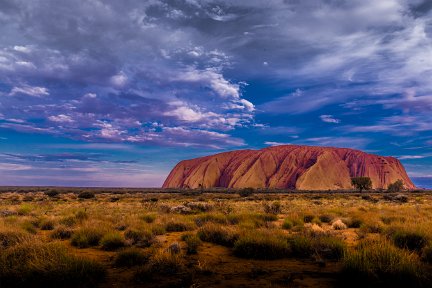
[0,190,431,287]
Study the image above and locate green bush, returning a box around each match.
[0,242,105,287]
[141,214,156,223]
[303,215,315,223]
[165,221,193,232]
[124,229,154,247]
[181,233,201,254]
[319,214,333,223]
[71,228,104,248]
[197,223,239,247]
[100,232,125,251]
[21,221,37,234]
[75,210,88,221]
[77,192,95,199]
[40,219,55,230]
[388,180,404,192]
[288,234,345,260]
[50,226,73,240]
[233,232,290,259]
[134,250,185,283]
[44,190,59,197]
[17,204,33,216]
[282,219,293,230]
[114,248,148,267]
[348,218,363,228]
[238,187,254,197]
[263,201,282,214]
[0,230,31,249]
[342,239,426,287]
[390,229,429,252]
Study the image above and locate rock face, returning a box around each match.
[162,145,415,190]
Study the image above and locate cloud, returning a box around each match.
[320,115,340,124]
[9,85,49,97]
[264,141,291,146]
[397,155,427,160]
[48,114,74,123]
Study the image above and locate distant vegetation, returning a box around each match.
[388,179,404,192]
[351,177,373,192]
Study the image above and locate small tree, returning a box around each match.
[351,177,372,192]
[239,187,254,197]
[388,179,404,192]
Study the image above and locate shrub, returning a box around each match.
[134,250,185,282]
[44,190,59,197]
[197,223,239,247]
[194,213,228,226]
[40,219,55,230]
[342,239,426,287]
[71,228,105,248]
[348,217,363,228]
[319,214,333,223]
[21,221,37,234]
[351,177,372,192]
[0,242,105,287]
[303,214,315,223]
[282,219,293,230]
[165,221,193,232]
[124,229,154,247]
[421,244,432,264]
[389,229,428,252]
[59,216,77,227]
[17,204,32,216]
[78,191,95,199]
[289,235,314,258]
[388,180,404,192]
[114,248,149,267]
[233,231,290,259]
[359,221,384,234]
[185,202,213,212]
[0,230,31,249]
[263,201,282,214]
[150,224,166,236]
[50,226,73,239]
[141,214,156,223]
[313,235,345,260]
[255,213,278,222]
[288,234,345,260]
[238,187,254,197]
[181,233,201,254]
[75,210,88,221]
[100,232,125,251]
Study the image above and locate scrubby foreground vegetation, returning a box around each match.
[0,189,432,287]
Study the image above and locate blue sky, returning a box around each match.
[0,0,431,188]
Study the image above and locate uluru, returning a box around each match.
[163,145,415,190]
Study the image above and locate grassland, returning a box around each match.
[0,187,431,287]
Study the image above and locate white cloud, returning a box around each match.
[175,68,240,99]
[164,105,205,122]
[13,46,31,53]
[320,115,341,124]
[48,114,74,123]
[110,72,128,88]
[398,155,427,160]
[9,85,49,97]
[0,163,32,171]
[264,141,291,146]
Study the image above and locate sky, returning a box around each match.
[0,0,432,188]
